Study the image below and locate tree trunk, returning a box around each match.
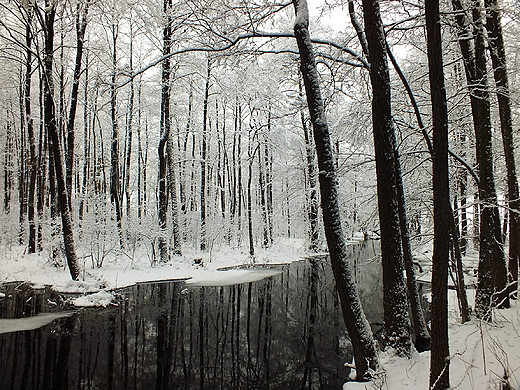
[158,0,173,262]
[386,28,471,324]
[79,50,90,221]
[109,20,122,247]
[452,0,508,317]
[200,58,211,252]
[42,1,80,280]
[300,82,320,252]
[292,0,379,380]
[124,20,134,220]
[361,0,412,356]
[425,0,451,386]
[3,109,14,213]
[66,1,89,212]
[22,5,38,253]
[167,137,181,255]
[259,139,268,248]
[19,86,27,245]
[396,164,431,351]
[485,0,519,298]
[264,116,273,246]
[137,83,143,220]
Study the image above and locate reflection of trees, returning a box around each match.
[0,245,386,389]
[53,315,78,390]
[301,259,320,388]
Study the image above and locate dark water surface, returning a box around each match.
[0,241,382,390]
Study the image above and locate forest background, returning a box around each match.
[1,0,520,388]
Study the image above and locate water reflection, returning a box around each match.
[0,241,383,390]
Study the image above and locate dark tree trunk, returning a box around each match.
[459,168,468,255]
[137,83,143,220]
[361,0,412,356]
[259,140,268,248]
[452,0,508,316]
[425,0,451,387]
[473,0,508,312]
[264,118,273,246]
[167,137,182,256]
[22,6,38,253]
[293,0,379,380]
[79,50,90,221]
[485,0,519,298]
[37,75,46,251]
[3,109,14,213]
[124,25,134,220]
[179,86,193,223]
[19,86,27,245]
[237,107,243,245]
[200,58,211,252]
[42,1,80,280]
[65,1,89,211]
[109,21,123,247]
[396,164,431,351]
[387,29,471,324]
[247,129,256,257]
[301,83,320,252]
[158,0,173,262]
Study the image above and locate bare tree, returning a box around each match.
[40,0,80,280]
[485,0,519,298]
[361,0,412,356]
[425,0,451,386]
[158,0,173,262]
[451,0,508,317]
[292,0,379,380]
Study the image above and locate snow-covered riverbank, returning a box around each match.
[0,238,309,293]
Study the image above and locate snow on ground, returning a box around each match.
[71,290,115,307]
[186,268,284,286]
[0,238,307,293]
[344,292,520,390]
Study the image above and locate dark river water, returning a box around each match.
[0,241,383,390]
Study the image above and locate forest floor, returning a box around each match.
[1,238,519,389]
[344,296,520,390]
[0,237,310,293]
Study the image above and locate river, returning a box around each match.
[0,240,383,390]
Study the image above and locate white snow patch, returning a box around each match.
[344,298,520,390]
[0,239,307,292]
[185,268,283,287]
[72,290,115,307]
[0,312,72,334]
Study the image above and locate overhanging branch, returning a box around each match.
[117,30,367,89]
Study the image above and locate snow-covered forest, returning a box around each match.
[1,0,520,388]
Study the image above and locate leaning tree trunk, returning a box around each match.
[65,1,89,210]
[361,0,412,356]
[292,0,378,380]
[42,1,80,280]
[485,0,520,298]
[426,0,451,387]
